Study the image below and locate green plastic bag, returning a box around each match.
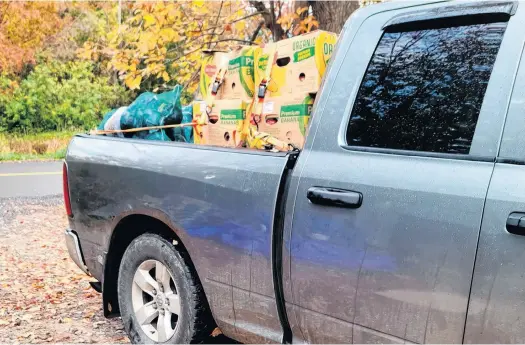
[180,104,194,143]
[97,85,186,142]
[119,86,185,141]
[145,130,171,141]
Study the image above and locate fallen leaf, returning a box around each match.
[211,327,222,337]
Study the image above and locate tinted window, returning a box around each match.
[346,21,507,154]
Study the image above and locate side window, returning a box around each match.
[346,20,507,154]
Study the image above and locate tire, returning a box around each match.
[117,233,213,344]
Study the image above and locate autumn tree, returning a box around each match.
[0,2,68,74]
[296,0,386,35]
[309,1,359,33]
[78,0,321,94]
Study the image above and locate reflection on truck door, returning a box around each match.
[287,4,516,343]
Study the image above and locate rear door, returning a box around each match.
[465,5,525,342]
[283,2,519,343]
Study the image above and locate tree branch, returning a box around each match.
[207,38,258,45]
[250,21,264,42]
[208,0,223,49]
[199,11,268,33]
[270,0,276,41]
[231,11,268,24]
[249,0,284,41]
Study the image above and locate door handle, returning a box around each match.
[507,212,525,236]
[307,187,363,209]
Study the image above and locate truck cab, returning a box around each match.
[64,1,525,343]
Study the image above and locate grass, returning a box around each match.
[0,131,76,162]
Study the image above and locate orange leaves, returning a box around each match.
[294,16,319,35]
[277,6,319,36]
[0,2,69,74]
[224,23,233,33]
[0,203,129,343]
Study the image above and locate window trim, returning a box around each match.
[341,145,495,162]
[496,157,525,165]
[340,18,508,160]
[383,1,517,31]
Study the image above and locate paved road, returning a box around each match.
[0,161,62,198]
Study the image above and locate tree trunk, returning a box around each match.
[308,0,360,33]
[249,1,284,41]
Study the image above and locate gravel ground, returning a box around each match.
[0,196,129,343]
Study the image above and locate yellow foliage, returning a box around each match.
[79,1,322,92]
[234,21,246,33]
[125,74,142,90]
[193,0,205,8]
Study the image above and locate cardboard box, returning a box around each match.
[192,101,209,145]
[207,99,247,148]
[255,31,337,101]
[254,42,287,98]
[257,95,314,149]
[199,51,231,99]
[220,46,257,100]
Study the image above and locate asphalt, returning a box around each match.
[0,161,63,198]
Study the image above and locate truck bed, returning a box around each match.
[66,134,295,341]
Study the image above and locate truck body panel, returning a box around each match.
[464,18,525,342]
[281,1,524,343]
[66,136,289,342]
[64,1,525,343]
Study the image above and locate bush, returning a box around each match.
[0,61,132,133]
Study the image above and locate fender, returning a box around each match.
[102,207,196,318]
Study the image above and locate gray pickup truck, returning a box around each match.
[64,1,525,343]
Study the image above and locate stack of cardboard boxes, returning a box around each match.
[193,47,255,147]
[194,30,337,149]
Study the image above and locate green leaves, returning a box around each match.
[1,61,132,133]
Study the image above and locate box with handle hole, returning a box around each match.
[206,99,249,148]
[256,95,315,149]
[255,30,337,102]
[220,46,258,101]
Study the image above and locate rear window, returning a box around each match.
[346,21,507,154]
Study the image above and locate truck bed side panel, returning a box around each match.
[66,135,288,342]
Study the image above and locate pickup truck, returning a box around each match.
[64,1,525,343]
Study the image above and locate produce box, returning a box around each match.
[257,95,314,149]
[220,46,257,100]
[192,101,209,145]
[255,30,337,101]
[207,99,248,148]
[199,51,231,99]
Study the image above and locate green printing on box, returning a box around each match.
[220,109,244,124]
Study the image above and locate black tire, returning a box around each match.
[117,233,213,344]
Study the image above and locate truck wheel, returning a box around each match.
[117,233,212,344]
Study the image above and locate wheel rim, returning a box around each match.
[131,260,181,342]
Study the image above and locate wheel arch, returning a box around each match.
[101,210,209,320]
